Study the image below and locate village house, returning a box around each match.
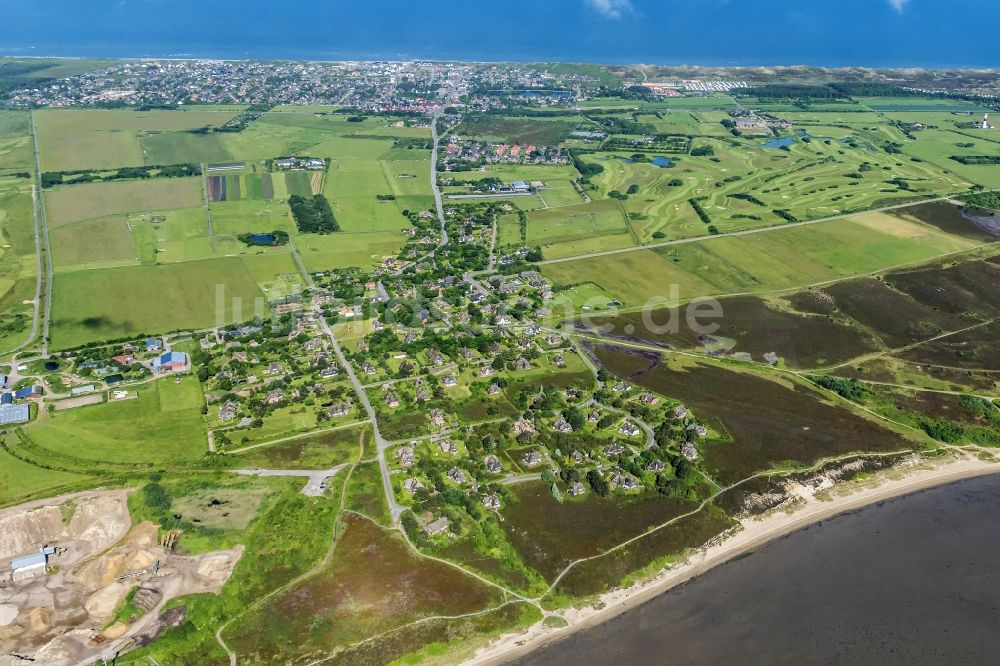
[320,366,339,379]
[569,450,584,465]
[430,409,446,426]
[442,375,458,387]
[363,363,377,375]
[681,443,698,461]
[619,421,641,437]
[483,494,501,509]
[403,477,424,493]
[605,443,625,457]
[552,417,573,433]
[265,389,284,405]
[688,423,709,437]
[423,516,450,537]
[568,481,587,497]
[415,388,431,403]
[265,362,283,376]
[512,417,535,436]
[384,392,401,408]
[395,446,415,467]
[522,450,543,467]
[646,459,666,472]
[554,354,565,367]
[639,392,661,406]
[484,455,503,474]
[486,383,502,395]
[479,365,494,377]
[447,467,466,484]
[219,401,239,421]
[673,406,689,419]
[439,439,458,455]
[329,402,352,418]
[514,357,531,371]
[427,349,444,365]
[611,472,639,491]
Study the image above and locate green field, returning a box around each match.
[0,445,90,507]
[580,135,968,243]
[0,111,33,171]
[46,177,204,226]
[50,257,265,348]
[0,177,39,352]
[542,206,984,307]
[34,108,242,171]
[26,378,207,463]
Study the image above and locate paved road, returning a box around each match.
[429,108,448,246]
[536,190,1000,267]
[317,312,405,520]
[30,111,54,357]
[234,465,347,497]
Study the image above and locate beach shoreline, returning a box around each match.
[463,453,1000,666]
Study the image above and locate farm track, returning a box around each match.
[4,111,55,360]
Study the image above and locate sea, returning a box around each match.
[516,474,1000,666]
[2,0,999,68]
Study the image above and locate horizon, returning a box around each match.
[4,0,1000,68]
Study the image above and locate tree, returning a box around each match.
[587,470,609,497]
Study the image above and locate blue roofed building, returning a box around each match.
[1,392,12,405]
[14,385,42,400]
[153,351,189,373]
[0,403,29,424]
[146,337,162,352]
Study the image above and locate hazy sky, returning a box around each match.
[3,0,998,67]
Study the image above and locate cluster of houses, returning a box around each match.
[441,138,569,169]
[273,156,326,171]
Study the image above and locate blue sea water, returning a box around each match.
[2,0,999,67]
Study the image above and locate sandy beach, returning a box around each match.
[463,453,1000,666]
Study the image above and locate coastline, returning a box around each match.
[463,453,1000,666]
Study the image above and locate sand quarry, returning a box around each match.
[0,490,242,665]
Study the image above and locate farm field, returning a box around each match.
[33,108,242,170]
[50,257,265,348]
[0,176,39,352]
[25,377,207,463]
[0,111,33,171]
[45,177,204,226]
[542,202,987,307]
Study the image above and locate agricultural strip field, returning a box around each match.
[45,177,204,226]
[0,176,40,352]
[542,202,990,308]
[23,377,207,464]
[33,108,242,171]
[0,111,34,172]
[50,257,265,348]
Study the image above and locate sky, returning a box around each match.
[2,0,998,68]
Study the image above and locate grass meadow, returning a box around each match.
[26,377,208,463]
